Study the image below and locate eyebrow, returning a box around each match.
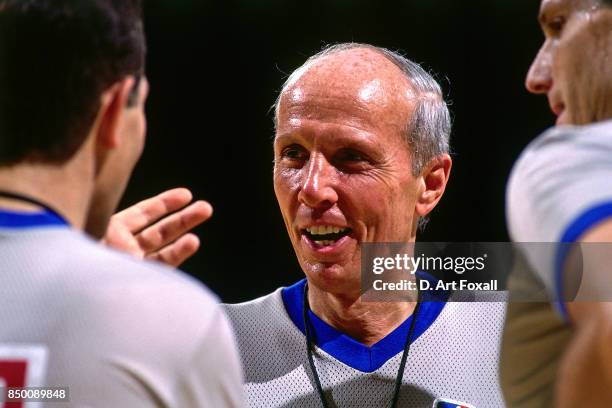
[538,10,546,25]
[274,130,382,157]
[538,7,550,26]
[538,0,565,26]
[274,132,299,145]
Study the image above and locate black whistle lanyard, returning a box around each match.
[303,282,422,408]
[0,190,68,225]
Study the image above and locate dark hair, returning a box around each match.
[0,0,146,165]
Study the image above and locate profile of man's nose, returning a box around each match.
[525,53,553,94]
[297,155,338,209]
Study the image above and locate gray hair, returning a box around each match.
[273,42,452,175]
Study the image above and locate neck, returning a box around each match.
[0,156,93,229]
[308,282,416,347]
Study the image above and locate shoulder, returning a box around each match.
[450,290,509,302]
[44,230,224,354]
[435,294,507,339]
[2,228,243,404]
[223,287,287,333]
[222,287,306,376]
[57,229,216,297]
[6,227,219,310]
[508,121,612,222]
[431,299,507,349]
[509,121,612,186]
[516,119,612,159]
[507,120,612,295]
[224,287,284,315]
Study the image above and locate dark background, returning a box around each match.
[121,0,552,302]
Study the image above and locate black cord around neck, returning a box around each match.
[302,282,421,408]
[0,190,67,223]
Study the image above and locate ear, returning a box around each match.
[415,153,452,217]
[96,77,135,149]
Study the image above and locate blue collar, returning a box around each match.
[0,208,68,229]
[281,274,449,373]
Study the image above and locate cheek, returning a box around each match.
[121,111,146,158]
[589,12,612,120]
[389,176,419,230]
[141,115,147,142]
[273,167,302,213]
[136,118,146,157]
[345,174,416,235]
[557,23,612,123]
[383,189,416,228]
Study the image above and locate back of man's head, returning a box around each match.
[0,0,145,166]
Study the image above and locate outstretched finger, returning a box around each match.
[136,200,212,253]
[112,188,194,233]
[147,233,201,267]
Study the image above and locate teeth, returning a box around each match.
[306,226,349,236]
[314,240,333,246]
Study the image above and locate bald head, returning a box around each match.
[274,43,451,174]
[278,47,416,139]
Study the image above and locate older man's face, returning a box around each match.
[273,49,423,297]
[526,0,612,125]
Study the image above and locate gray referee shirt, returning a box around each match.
[0,210,245,407]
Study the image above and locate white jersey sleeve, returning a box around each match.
[506,119,612,315]
[174,305,245,407]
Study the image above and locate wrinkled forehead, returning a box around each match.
[277,48,417,128]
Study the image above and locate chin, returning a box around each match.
[303,261,361,298]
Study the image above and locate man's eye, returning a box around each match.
[547,16,566,35]
[281,144,308,160]
[336,148,367,162]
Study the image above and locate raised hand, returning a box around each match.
[103,188,213,267]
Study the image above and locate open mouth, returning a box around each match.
[302,225,352,247]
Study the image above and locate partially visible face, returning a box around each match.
[86,76,149,237]
[273,49,425,297]
[526,0,612,125]
[120,76,149,163]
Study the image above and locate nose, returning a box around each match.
[297,153,338,209]
[525,43,553,94]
